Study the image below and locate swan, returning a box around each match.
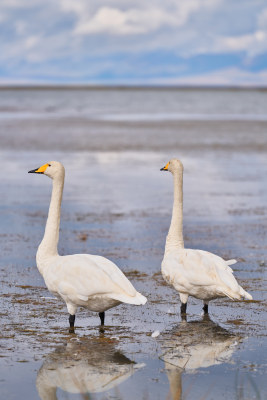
[160,158,252,316]
[28,161,147,331]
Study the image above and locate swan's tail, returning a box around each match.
[239,286,253,300]
[108,292,147,305]
[226,259,237,266]
[221,286,253,301]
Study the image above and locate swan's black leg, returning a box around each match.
[180,303,187,321]
[203,303,209,314]
[180,303,187,315]
[69,314,75,333]
[99,312,105,326]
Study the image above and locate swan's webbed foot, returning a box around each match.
[180,302,187,315]
[69,314,75,333]
[203,303,209,314]
[99,312,105,326]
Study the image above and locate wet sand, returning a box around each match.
[0,88,267,399]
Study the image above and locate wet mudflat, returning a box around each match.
[0,88,267,399]
[0,149,266,399]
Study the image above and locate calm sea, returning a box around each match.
[0,87,267,152]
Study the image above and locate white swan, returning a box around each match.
[29,161,147,330]
[160,159,252,315]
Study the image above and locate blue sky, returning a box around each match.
[0,0,267,85]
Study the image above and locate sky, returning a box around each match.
[0,0,267,86]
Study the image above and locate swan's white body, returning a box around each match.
[162,249,251,302]
[161,159,252,311]
[38,253,146,315]
[30,161,146,323]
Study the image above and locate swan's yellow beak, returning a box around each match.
[160,162,169,171]
[28,163,49,174]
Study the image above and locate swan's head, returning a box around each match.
[160,158,183,174]
[28,161,65,180]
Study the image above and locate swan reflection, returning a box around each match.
[161,316,241,400]
[36,337,144,400]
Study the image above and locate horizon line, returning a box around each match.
[0,83,267,91]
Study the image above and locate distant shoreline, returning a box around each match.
[0,84,267,91]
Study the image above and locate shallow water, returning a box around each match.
[0,88,267,399]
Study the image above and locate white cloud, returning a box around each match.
[59,0,89,16]
[73,1,221,36]
[0,0,266,84]
[74,7,177,35]
[25,36,40,49]
[1,1,265,58]
[258,7,267,29]
[210,30,267,57]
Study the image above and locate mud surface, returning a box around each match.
[0,88,267,399]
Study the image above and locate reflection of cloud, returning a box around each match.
[36,337,144,400]
[161,316,241,400]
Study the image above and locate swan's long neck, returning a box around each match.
[165,170,184,255]
[37,175,64,260]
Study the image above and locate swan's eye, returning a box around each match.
[48,164,51,167]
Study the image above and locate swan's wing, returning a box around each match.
[44,254,137,300]
[163,249,239,291]
[196,250,235,274]
[84,255,147,304]
[194,250,240,286]
[191,250,252,300]
[86,254,137,294]
[163,249,251,300]
[163,250,219,287]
